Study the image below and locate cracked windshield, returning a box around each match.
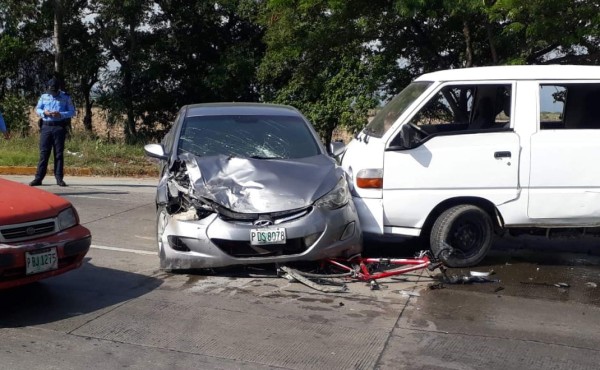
[178,115,321,159]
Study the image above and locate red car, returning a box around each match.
[0,178,91,289]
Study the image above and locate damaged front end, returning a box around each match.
[159,158,216,222]
[154,153,362,270]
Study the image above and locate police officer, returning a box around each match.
[30,77,75,187]
[0,110,10,140]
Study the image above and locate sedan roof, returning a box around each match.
[185,103,302,118]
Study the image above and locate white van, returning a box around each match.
[341,65,600,267]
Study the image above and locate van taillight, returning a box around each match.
[356,169,383,189]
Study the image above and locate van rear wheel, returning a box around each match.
[430,204,493,267]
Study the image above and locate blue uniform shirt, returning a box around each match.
[0,111,6,133]
[36,92,75,121]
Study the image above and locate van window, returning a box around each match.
[540,84,600,130]
[363,81,432,138]
[409,84,511,133]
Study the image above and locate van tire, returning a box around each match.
[430,204,493,267]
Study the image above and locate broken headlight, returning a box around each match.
[315,177,350,210]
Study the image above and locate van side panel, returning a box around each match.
[529,131,600,221]
[527,81,600,223]
[383,132,521,231]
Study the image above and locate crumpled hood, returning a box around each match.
[0,178,70,225]
[179,153,341,213]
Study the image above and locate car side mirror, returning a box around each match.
[144,143,168,160]
[329,141,346,157]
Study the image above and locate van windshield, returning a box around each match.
[363,81,432,138]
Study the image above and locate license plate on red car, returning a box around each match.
[250,228,287,245]
[25,247,58,275]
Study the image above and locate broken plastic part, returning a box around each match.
[444,274,498,284]
[469,270,494,277]
[279,266,348,293]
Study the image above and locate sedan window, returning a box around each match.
[177,115,321,159]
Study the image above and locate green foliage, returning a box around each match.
[0,0,599,146]
[490,0,600,64]
[258,0,379,144]
[0,93,30,137]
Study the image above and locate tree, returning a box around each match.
[259,0,379,145]
[94,0,267,141]
[61,0,106,133]
[94,0,153,143]
[489,0,600,64]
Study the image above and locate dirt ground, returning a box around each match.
[29,107,357,144]
[28,107,126,139]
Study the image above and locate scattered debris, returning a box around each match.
[396,290,421,297]
[280,266,347,293]
[469,270,494,277]
[443,274,498,284]
[428,283,445,290]
[585,282,598,288]
[494,286,505,293]
[521,281,550,286]
[65,149,83,158]
[521,281,570,289]
[338,302,345,307]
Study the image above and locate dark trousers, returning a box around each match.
[34,124,66,182]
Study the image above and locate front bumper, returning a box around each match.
[159,202,363,269]
[0,225,91,290]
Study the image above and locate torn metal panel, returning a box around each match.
[178,153,341,214]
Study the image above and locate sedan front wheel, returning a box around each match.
[156,206,168,256]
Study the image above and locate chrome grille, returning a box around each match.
[217,206,312,225]
[0,219,57,242]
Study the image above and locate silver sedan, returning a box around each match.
[145,103,362,270]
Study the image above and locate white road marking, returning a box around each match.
[134,235,155,241]
[91,244,156,255]
[66,195,123,201]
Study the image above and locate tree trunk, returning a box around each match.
[53,0,63,77]
[83,100,93,133]
[123,65,136,143]
[462,20,473,67]
[485,22,498,64]
[124,21,137,143]
[83,87,93,133]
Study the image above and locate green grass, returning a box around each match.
[0,134,159,177]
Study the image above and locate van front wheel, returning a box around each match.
[430,204,493,267]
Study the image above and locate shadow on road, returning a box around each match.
[58,191,130,197]
[363,234,600,267]
[0,258,162,328]
[75,183,156,189]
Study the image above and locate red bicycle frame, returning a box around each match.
[324,253,435,282]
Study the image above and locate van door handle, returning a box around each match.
[494,151,511,158]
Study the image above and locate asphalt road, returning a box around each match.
[1,175,600,370]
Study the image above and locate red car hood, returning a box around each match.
[0,178,70,225]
